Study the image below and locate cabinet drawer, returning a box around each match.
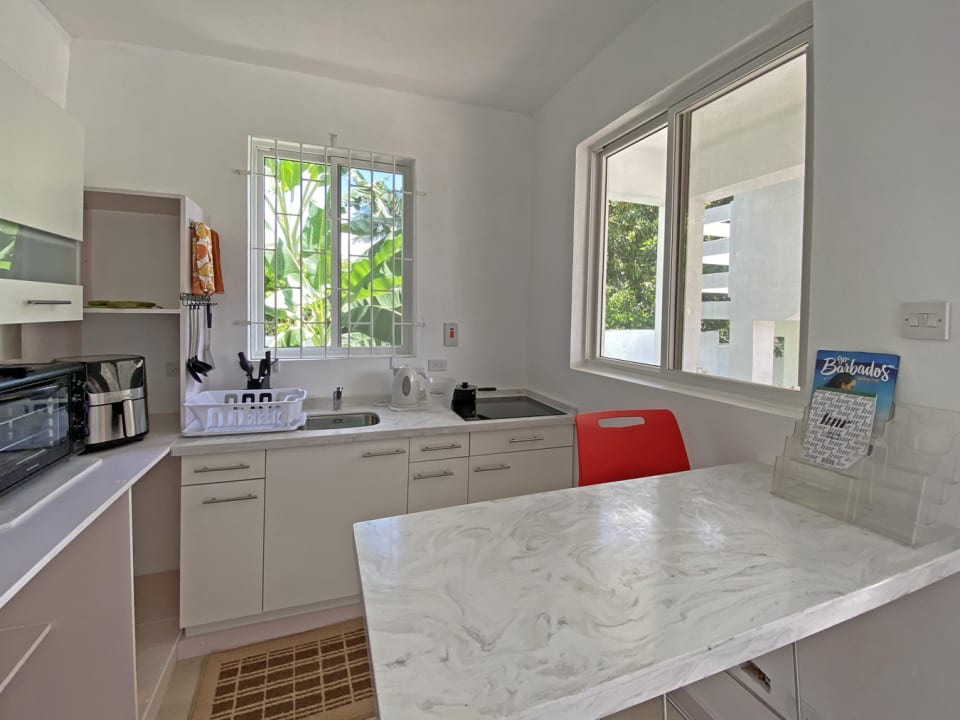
[408,457,469,513]
[469,424,573,456]
[180,479,264,627]
[409,432,469,462]
[0,280,82,325]
[468,447,573,503]
[181,450,265,485]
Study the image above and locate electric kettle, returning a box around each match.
[391,366,429,409]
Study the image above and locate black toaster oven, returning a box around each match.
[0,362,87,495]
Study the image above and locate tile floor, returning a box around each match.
[155,657,204,720]
[153,655,683,720]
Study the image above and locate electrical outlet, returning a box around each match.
[428,359,448,372]
[165,361,179,378]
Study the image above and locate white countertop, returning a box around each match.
[2,389,574,610]
[172,389,575,456]
[0,414,181,611]
[353,462,960,720]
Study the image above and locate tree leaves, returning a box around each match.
[604,200,660,330]
[262,157,405,349]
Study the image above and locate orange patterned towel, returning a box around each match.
[191,223,218,295]
[210,228,224,294]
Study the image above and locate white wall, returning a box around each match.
[65,40,534,399]
[0,0,70,108]
[528,0,960,717]
[528,0,804,468]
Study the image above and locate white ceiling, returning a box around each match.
[40,0,657,114]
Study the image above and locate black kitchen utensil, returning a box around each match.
[238,351,255,381]
[185,305,205,382]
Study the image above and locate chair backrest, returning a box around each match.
[575,409,690,486]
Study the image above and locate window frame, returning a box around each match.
[247,138,415,360]
[574,16,813,417]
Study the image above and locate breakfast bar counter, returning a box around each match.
[353,462,960,720]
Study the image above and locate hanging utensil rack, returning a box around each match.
[179,293,218,306]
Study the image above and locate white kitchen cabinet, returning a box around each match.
[180,479,264,628]
[0,280,83,324]
[469,425,574,456]
[0,60,83,241]
[408,457,469,513]
[180,450,266,485]
[263,439,409,612]
[468,447,574,503]
[408,432,469,462]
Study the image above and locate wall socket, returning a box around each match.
[427,359,448,372]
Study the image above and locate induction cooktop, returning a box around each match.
[455,396,566,421]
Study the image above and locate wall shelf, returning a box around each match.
[83,308,181,315]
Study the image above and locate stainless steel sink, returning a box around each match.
[303,412,380,430]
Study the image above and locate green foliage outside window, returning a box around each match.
[262,157,404,350]
[604,200,659,330]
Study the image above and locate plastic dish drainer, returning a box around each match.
[772,403,960,546]
[182,388,306,436]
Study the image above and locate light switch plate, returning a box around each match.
[901,301,950,340]
[443,322,459,347]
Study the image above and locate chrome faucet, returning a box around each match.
[333,386,343,410]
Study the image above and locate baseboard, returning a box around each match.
[178,602,363,659]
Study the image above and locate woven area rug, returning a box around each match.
[189,618,375,720]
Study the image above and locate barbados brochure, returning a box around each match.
[810,350,900,429]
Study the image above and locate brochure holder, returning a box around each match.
[772,403,960,546]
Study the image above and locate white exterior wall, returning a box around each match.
[65,40,534,398]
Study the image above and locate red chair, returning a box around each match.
[575,409,690,486]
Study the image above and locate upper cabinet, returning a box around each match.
[0,59,83,242]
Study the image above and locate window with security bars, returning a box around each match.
[248,137,415,358]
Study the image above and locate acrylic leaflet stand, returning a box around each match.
[772,403,960,547]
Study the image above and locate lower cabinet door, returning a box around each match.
[468,447,573,503]
[408,457,469,513]
[180,479,264,628]
[263,440,409,612]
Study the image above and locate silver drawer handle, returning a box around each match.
[202,493,258,505]
[474,463,511,473]
[26,299,73,305]
[194,463,251,473]
[421,443,462,452]
[509,435,544,444]
[362,449,407,458]
[413,470,455,480]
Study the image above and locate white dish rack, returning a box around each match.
[182,388,307,436]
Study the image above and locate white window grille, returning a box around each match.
[247,136,415,359]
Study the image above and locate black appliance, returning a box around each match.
[453,394,565,422]
[0,362,87,495]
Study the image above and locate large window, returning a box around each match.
[248,138,414,358]
[582,27,810,401]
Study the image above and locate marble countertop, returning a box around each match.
[0,414,181,610]
[354,462,960,720]
[172,388,575,456]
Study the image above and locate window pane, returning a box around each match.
[601,126,667,366]
[339,165,405,349]
[679,54,806,390]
